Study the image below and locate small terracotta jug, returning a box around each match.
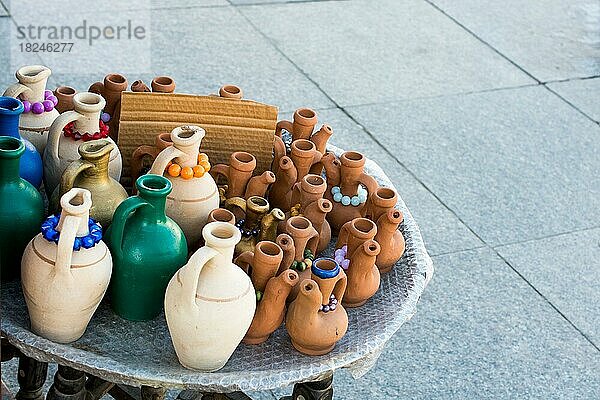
[152,76,176,93]
[51,140,128,229]
[164,222,255,371]
[207,208,236,225]
[3,65,60,154]
[286,272,348,356]
[131,132,173,188]
[21,188,112,343]
[364,187,405,272]
[282,216,319,301]
[54,86,77,113]
[322,151,379,232]
[212,151,275,201]
[44,92,122,196]
[224,196,285,255]
[219,85,243,99]
[235,241,284,293]
[342,240,381,308]
[148,125,220,246]
[89,73,128,140]
[335,218,378,259]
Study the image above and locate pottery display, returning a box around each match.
[43,92,122,196]
[165,222,255,371]
[89,73,128,140]
[148,125,220,246]
[106,174,187,321]
[0,137,44,280]
[212,151,275,202]
[322,151,379,232]
[285,259,348,355]
[0,96,43,188]
[51,140,128,228]
[3,65,60,154]
[131,132,173,188]
[224,196,285,255]
[21,188,112,343]
[54,86,77,113]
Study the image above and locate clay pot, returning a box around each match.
[51,140,128,229]
[207,208,236,225]
[148,125,220,246]
[131,132,173,188]
[282,216,319,301]
[235,241,284,293]
[275,108,318,142]
[322,151,379,232]
[152,76,176,93]
[43,92,122,196]
[21,188,112,343]
[165,222,255,371]
[3,65,60,154]
[342,240,381,308]
[219,85,243,99]
[105,174,188,321]
[286,275,348,356]
[0,96,43,188]
[224,195,285,255]
[212,151,275,201]
[364,187,405,272]
[131,80,150,92]
[89,73,128,140]
[336,218,377,257]
[244,269,298,344]
[0,137,44,280]
[54,86,77,113]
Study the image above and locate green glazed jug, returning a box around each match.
[105,174,188,321]
[0,137,44,280]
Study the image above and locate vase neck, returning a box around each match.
[0,137,24,183]
[0,156,20,182]
[138,192,167,222]
[0,97,24,139]
[16,65,51,103]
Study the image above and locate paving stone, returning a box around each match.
[496,227,600,346]
[231,0,311,4]
[0,3,8,17]
[241,0,534,107]
[346,85,600,246]
[430,0,600,82]
[280,107,484,255]
[275,248,600,399]
[547,78,600,123]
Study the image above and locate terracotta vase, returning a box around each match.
[54,86,77,113]
[235,241,284,293]
[322,151,379,232]
[131,132,172,189]
[148,125,220,246]
[212,151,275,202]
[51,140,128,229]
[364,187,405,272]
[341,240,381,308]
[44,92,122,196]
[224,195,285,255]
[0,96,43,188]
[282,216,319,301]
[21,188,112,343]
[131,76,176,94]
[219,85,243,99]
[131,80,150,92]
[3,65,60,154]
[164,222,255,371]
[0,137,44,280]
[89,73,128,140]
[285,271,348,356]
[335,218,378,258]
[207,208,236,225]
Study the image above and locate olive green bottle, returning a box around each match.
[105,174,188,321]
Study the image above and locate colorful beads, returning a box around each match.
[235,218,259,238]
[41,215,102,251]
[334,245,350,270]
[166,153,211,179]
[63,120,109,141]
[320,294,338,313]
[20,90,58,114]
[180,166,194,180]
[100,112,111,123]
[331,185,368,207]
[290,249,315,272]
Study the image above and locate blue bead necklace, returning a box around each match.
[41,215,103,251]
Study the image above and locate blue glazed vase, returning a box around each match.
[0,97,43,188]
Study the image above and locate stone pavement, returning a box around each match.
[1,0,599,398]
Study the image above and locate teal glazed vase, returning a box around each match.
[105,174,188,321]
[0,97,43,188]
[0,137,44,280]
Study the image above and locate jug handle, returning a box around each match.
[58,159,94,199]
[53,215,80,280]
[47,111,81,160]
[179,246,219,307]
[109,197,149,260]
[3,83,32,99]
[224,196,247,214]
[148,145,186,176]
[274,120,293,138]
[333,268,348,304]
[130,145,158,188]
[234,251,254,275]
[290,182,302,207]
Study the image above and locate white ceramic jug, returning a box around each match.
[21,188,112,343]
[165,221,256,371]
[43,92,122,195]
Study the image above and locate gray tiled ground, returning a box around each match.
[496,228,600,346]
[547,78,600,123]
[241,0,534,107]
[346,85,600,246]
[430,0,600,82]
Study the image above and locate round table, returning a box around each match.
[1,145,434,399]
